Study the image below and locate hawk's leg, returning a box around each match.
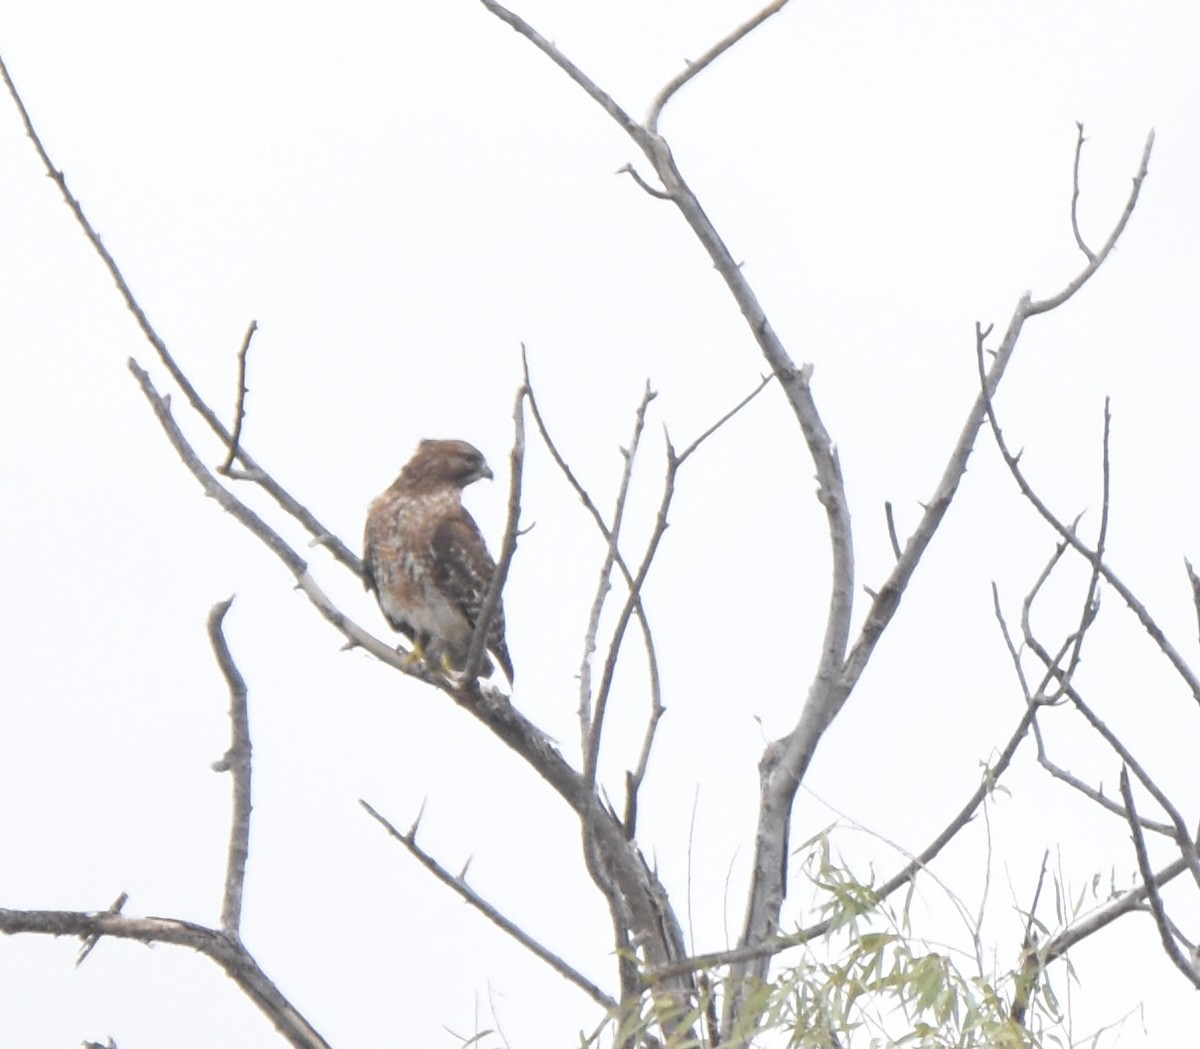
[399,636,428,672]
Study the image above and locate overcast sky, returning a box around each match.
[1,2,1198,1046]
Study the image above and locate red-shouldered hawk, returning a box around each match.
[363,439,514,682]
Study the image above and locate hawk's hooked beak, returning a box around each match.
[478,462,494,483]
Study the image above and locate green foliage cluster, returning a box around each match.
[589,832,1088,1049]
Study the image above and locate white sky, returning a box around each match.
[1,2,1198,1046]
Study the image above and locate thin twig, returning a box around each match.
[208,597,252,935]
[1119,769,1200,988]
[464,384,526,682]
[616,162,672,199]
[523,348,662,738]
[476,0,644,141]
[675,373,773,465]
[646,0,793,133]
[1057,400,1111,693]
[588,373,774,796]
[76,891,128,966]
[1011,531,1193,846]
[1028,130,1153,315]
[976,302,1200,705]
[219,321,258,475]
[360,800,617,1009]
[587,443,672,794]
[579,382,656,772]
[607,373,774,823]
[1069,123,1097,263]
[1185,558,1200,648]
[883,501,902,560]
[0,54,362,575]
[1038,668,1200,887]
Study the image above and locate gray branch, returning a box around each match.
[208,598,253,935]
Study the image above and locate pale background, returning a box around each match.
[0,2,1198,1046]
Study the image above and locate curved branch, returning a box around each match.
[0,909,330,1049]
[208,599,252,935]
[645,0,793,133]
[1029,130,1154,315]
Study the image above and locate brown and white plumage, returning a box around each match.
[363,439,513,682]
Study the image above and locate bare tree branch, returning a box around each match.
[675,373,773,465]
[523,349,662,743]
[0,53,362,576]
[587,373,773,800]
[581,382,656,784]
[1028,130,1153,315]
[476,0,643,140]
[76,892,127,967]
[1070,122,1097,263]
[1119,769,1200,988]
[883,501,902,560]
[470,10,1157,1037]
[465,384,526,682]
[218,321,258,475]
[1184,558,1200,648]
[0,909,330,1049]
[1034,734,1173,837]
[616,162,671,199]
[646,0,793,133]
[360,800,617,1010]
[975,285,1200,718]
[1010,517,1196,854]
[208,598,253,935]
[129,353,697,1031]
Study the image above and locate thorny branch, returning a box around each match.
[473,1,1157,1039]
[219,320,258,475]
[360,800,617,1010]
[0,53,361,576]
[129,353,695,1036]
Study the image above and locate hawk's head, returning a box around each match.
[397,439,494,492]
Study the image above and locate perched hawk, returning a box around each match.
[363,439,514,682]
